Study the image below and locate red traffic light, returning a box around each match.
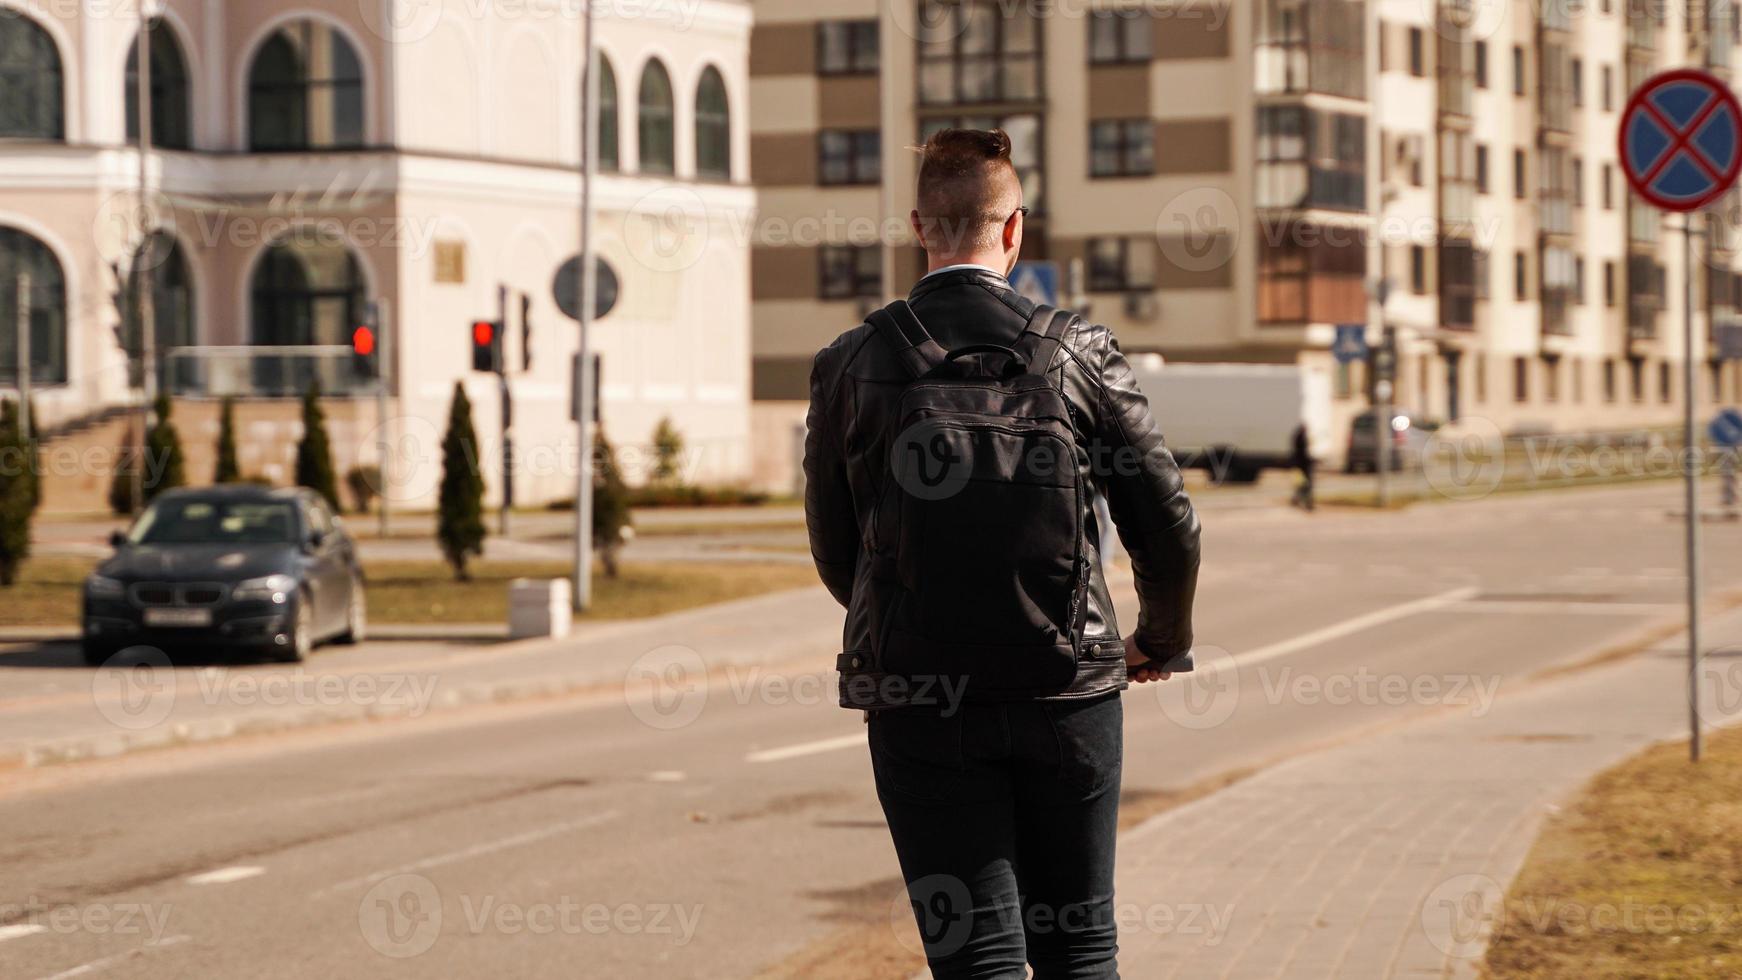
[472,320,494,347]
[351,325,376,357]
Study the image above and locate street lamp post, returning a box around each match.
[573,0,599,612]
[131,9,156,515]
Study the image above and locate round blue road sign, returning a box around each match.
[1712,408,1742,448]
[1620,69,1742,213]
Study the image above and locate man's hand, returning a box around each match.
[1124,634,1173,684]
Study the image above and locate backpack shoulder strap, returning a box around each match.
[1016,304,1075,378]
[867,300,947,379]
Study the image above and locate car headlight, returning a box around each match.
[233,574,296,604]
[85,575,126,600]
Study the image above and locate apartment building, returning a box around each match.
[0,0,754,510]
[748,0,1742,487]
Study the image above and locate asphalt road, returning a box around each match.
[3,482,1741,979]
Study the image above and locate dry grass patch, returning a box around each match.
[1483,724,1742,978]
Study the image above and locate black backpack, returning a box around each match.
[866,299,1091,696]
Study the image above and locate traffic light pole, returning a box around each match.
[498,284,513,537]
[375,299,392,539]
[15,274,29,440]
[573,0,599,613]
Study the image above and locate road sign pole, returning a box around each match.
[1684,215,1703,763]
[1619,69,1741,763]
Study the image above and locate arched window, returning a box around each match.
[0,15,64,140]
[637,59,674,175]
[0,228,67,385]
[250,239,365,394]
[120,233,196,390]
[596,55,618,172]
[247,21,364,151]
[695,67,730,181]
[126,20,193,150]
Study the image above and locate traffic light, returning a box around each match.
[352,303,380,381]
[471,318,502,373]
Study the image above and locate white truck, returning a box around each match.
[1123,358,1332,484]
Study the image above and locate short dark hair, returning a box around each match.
[914,128,1021,253]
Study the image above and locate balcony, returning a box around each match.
[1255,0,1367,100]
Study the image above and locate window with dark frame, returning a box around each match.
[247,20,365,151]
[1408,27,1425,76]
[1512,45,1525,96]
[1604,358,1617,402]
[818,245,881,300]
[125,18,191,150]
[1410,245,1427,294]
[1605,260,1616,306]
[1571,57,1583,107]
[817,20,879,75]
[1514,250,1527,301]
[1602,64,1614,111]
[1088,10,1153,64]
[1475,40,1488,87]
[0,227,68,385]
[1514,149,1526,199]
[0,13,65,140]
[1476,143,1489,193]
[819,130,881,185]
[1089,119,1154,177]
[917,0,1042,106]
[1087,236,1157,292]
[1514,356,1529,403]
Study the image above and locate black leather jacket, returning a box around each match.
[805,268,1201,709]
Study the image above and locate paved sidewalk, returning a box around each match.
[1117,611,1742,978]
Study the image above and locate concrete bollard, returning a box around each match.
[508,578,573,640]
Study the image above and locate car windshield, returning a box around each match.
[128,499,300,546]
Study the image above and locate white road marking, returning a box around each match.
[1190,587,1482,676]
[746,588,1481,764]
[35,935,191,980]
[185,866,265,886]
[746,733,868,764]
[1449,600,1678,616]
[647,770,687,782]
[0,924,47,943]
[315,809,620,897]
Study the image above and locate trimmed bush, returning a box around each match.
[437,382,486,581]
[294,382,340,510]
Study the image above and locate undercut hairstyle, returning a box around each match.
[914,128,1022,254]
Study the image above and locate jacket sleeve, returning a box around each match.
[803,344,859,608]
[1090,332,1201,669]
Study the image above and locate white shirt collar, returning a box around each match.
[920,263,1008,283]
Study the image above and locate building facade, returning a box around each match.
[0,0,754,510]
[747,0,1742,487]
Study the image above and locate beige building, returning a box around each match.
[0,0,755,511]
[747,0,1742,487]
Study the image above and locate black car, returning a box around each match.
[81,486,366,665]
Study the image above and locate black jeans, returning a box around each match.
[869,693,1123,979]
